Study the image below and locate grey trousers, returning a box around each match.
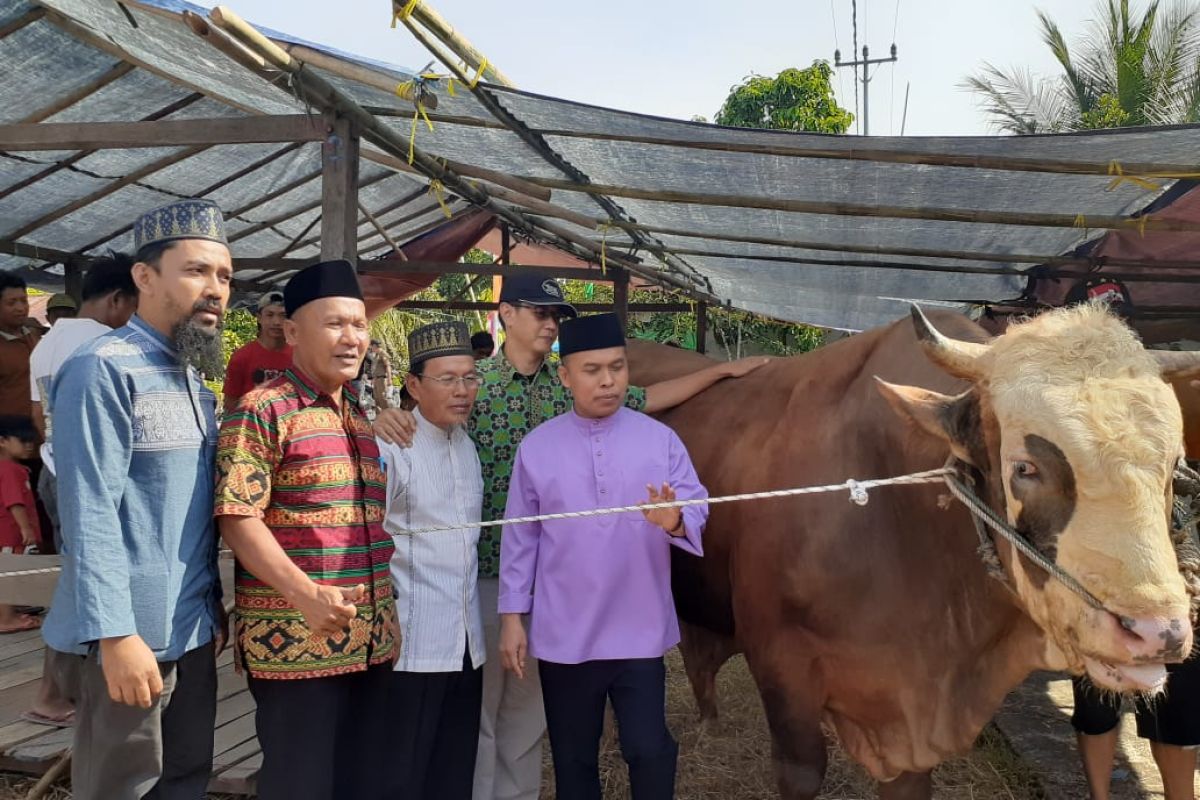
[473,577,545,800]
[72,643,217,800]
[36,467,60,554]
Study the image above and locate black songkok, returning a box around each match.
[283,259,364,318]
[558,313,626,357]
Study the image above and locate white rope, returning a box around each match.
[395,467,955,536]
[0,467,957,578]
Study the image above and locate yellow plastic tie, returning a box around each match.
[1135,214,1149,238]
[1106,160,1161,193]
[1073,214,1088,229]
[392,0,419,27]
[428,179,453,218]
[407,102,434,164]
[469,57,489,89]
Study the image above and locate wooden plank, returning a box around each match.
[321,113,360,264]
[0,649,47,693]
[5,146,208,241]
[19,62,135,124]
[0,720,60,753]
[612,266,630,327]
[210,751,261,795]
[526,177,1200,234]
[0,115,326,151]
[0,7,44,40]
[0,632,50,664]
[0,92,205,204]
[1,726,71,773]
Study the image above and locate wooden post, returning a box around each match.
[64,260,83,305]
[612,266,629,328]
[695,301,708,354]
[500,224,511,265]
[321,113,359,265]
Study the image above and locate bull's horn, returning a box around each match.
[1151,350,1200,381]
[910,305,989,381]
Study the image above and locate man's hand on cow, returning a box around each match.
[99,634,164,709]
[720,356,772,380]
[499,614,528,679]
[295,582,363,638]
[643,483,684,536]
[373,408,416,447]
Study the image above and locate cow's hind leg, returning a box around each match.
[877,770,933,800]
[747,651,827,800]
[678,620,736,722]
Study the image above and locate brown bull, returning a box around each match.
[627,305,1199,800]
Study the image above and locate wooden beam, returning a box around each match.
[695,302,707,354]
[363,149,553,202]
[19,62,136,124]
[0,7,44,40]
[394,300,692,313]
[0,93,206,203]
[5,146,208,241]
[526,178,1200,233]
[612,266,630,327]
[73,141,305,255]
[289,187,450,254]
[322,114,360,264]
[228,171,389,245]
[399,1,515,86]
[0,115,326,151]
[242,258,612,282]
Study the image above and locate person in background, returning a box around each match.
[499,313,708,800]
[0,415,42,633]
[45,294,78,326]
[374,271,768,800]
[0,273,40,424]
[471,330,495,361]
[25,252,138,729]
[215,259,397,800]
[370,339,394,411]
[378,320,485,799]
[223,290,291,413]
[41,199,231,800]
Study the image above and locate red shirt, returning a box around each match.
[0,460,39,551]
[223,340,293,407]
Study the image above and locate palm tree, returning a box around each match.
[964,0,1200,133]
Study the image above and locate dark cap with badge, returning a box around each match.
[283,259,364,318]
[498,272,577,317]
[132,199,228,255]
[558,313,626,358]
[408,321,473,368]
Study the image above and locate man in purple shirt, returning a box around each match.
[498,313,708,800]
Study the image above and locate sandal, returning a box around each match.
[0,615,42,633]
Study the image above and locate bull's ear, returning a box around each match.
[875,378,980,465]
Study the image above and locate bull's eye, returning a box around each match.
[1013,461,1039,480]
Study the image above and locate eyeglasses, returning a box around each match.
[418,374,482,389]
[515,303,565,322]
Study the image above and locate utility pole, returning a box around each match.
[835,43,897,135]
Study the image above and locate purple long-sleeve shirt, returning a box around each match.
[498,406,707,664]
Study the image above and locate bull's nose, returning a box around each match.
[1116,615,1193,663]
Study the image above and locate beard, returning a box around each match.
[172,301,226,379]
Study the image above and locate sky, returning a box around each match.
[192,0,1101,136]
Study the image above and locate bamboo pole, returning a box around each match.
[394,6,711,293]
[283,42,436,110]
[394,1,514,86]
[199,6,717,304]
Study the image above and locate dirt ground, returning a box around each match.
[0,651,1048,800]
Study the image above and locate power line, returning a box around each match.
[830,0,846,108]
[851,0,859,133]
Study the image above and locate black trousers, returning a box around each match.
[248,663,391,800]
[386,650,482,799]
[539,657,678,800]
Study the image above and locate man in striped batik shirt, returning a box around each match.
[377,319,486,800]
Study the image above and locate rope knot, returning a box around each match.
[846,479,869,506]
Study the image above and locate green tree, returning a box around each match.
[715,62,854,133]
[965,0,1200,133]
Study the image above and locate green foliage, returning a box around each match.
[965,0,1200,133]
[715,62,854,133]
[221,308,258,364]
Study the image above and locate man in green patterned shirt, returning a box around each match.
[377,272,768,800]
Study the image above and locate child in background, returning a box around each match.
[0,415,41,633]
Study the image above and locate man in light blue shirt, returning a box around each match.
[43,198,232,800]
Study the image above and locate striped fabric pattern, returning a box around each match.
[215,368,397,680]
